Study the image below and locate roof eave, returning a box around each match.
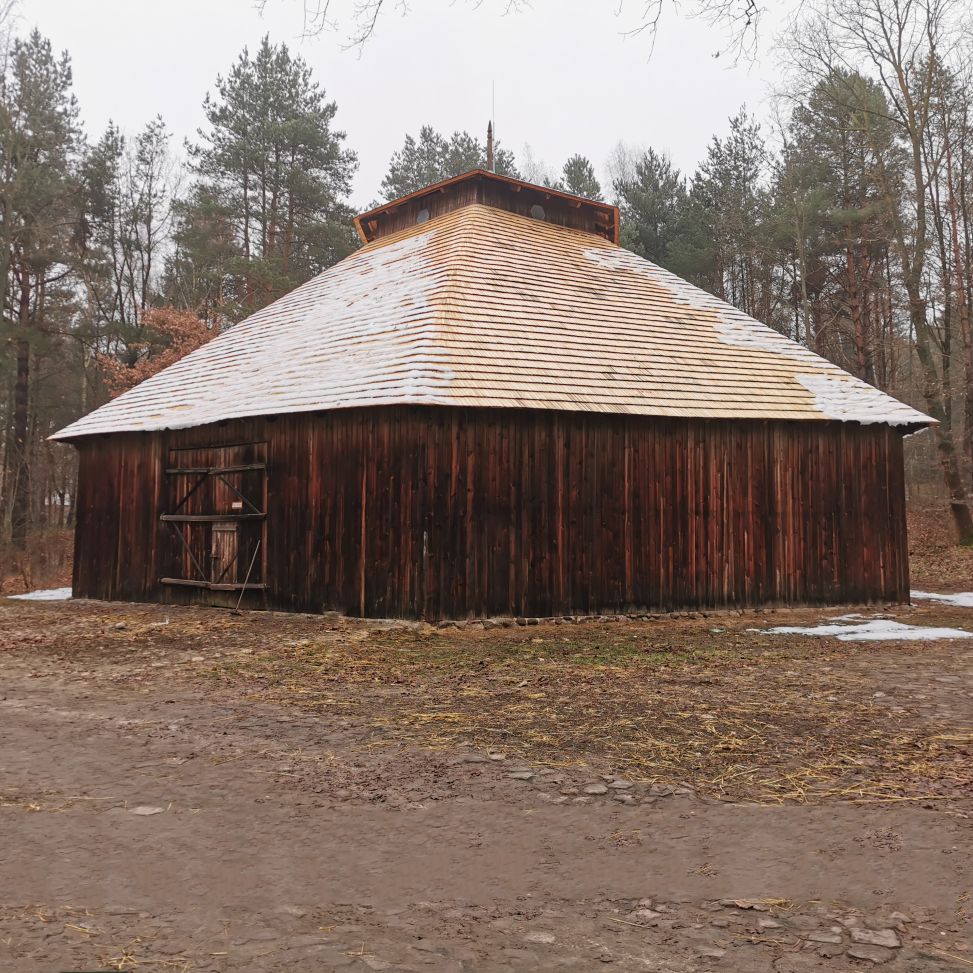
[48,407,938,443]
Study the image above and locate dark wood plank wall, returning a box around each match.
[72,406,910,617]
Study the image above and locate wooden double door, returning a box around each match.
[161,442,267,597]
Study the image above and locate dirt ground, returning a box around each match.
[1,596,972,973]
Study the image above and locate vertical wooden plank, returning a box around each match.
[70,407,913,620]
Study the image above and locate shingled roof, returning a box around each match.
[53,175,931,441]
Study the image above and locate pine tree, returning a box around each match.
[560,154,602,200]
[0,30,83,549]
[774,70,902,371]
[691,109,771,318]
[380,125,519,199]
[179,37,358,319]
[614,148,688,267]
[163,184,239,325]
[380,127,447,200]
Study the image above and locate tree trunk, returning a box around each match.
[868,97,973,543]
[845,231,870,382]
[11,335,30,551]
[944,139,973,488]
[11,256,33,551]
[910,288,973,544]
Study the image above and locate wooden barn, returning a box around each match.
[53,169,931,619]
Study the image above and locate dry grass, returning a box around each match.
[208,620,973,807]
[3,596,970,808]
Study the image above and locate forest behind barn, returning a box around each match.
[2,0,972,588]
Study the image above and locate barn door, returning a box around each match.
[160,442,267,600]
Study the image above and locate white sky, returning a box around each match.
[18,0,787,208]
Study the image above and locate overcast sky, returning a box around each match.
[18,0,787,208]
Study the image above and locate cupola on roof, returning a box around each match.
[52,170,931,441]
[354,168,620,244]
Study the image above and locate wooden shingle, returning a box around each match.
[53,191,930,441]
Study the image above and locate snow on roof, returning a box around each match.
[52,202,931,441]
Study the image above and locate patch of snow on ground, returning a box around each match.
[8,587,72,601]
[759,619,972,642]
[911,590,973,608]
[828,612,895,621]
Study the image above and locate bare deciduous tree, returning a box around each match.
[255,0,764,60]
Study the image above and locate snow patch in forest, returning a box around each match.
[8,587,72,601]
[758,619,972,641]
[911,590,973,608]
[796,373,921,426]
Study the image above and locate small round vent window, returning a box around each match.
[416,208,431,224]
[530,204,546,221]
